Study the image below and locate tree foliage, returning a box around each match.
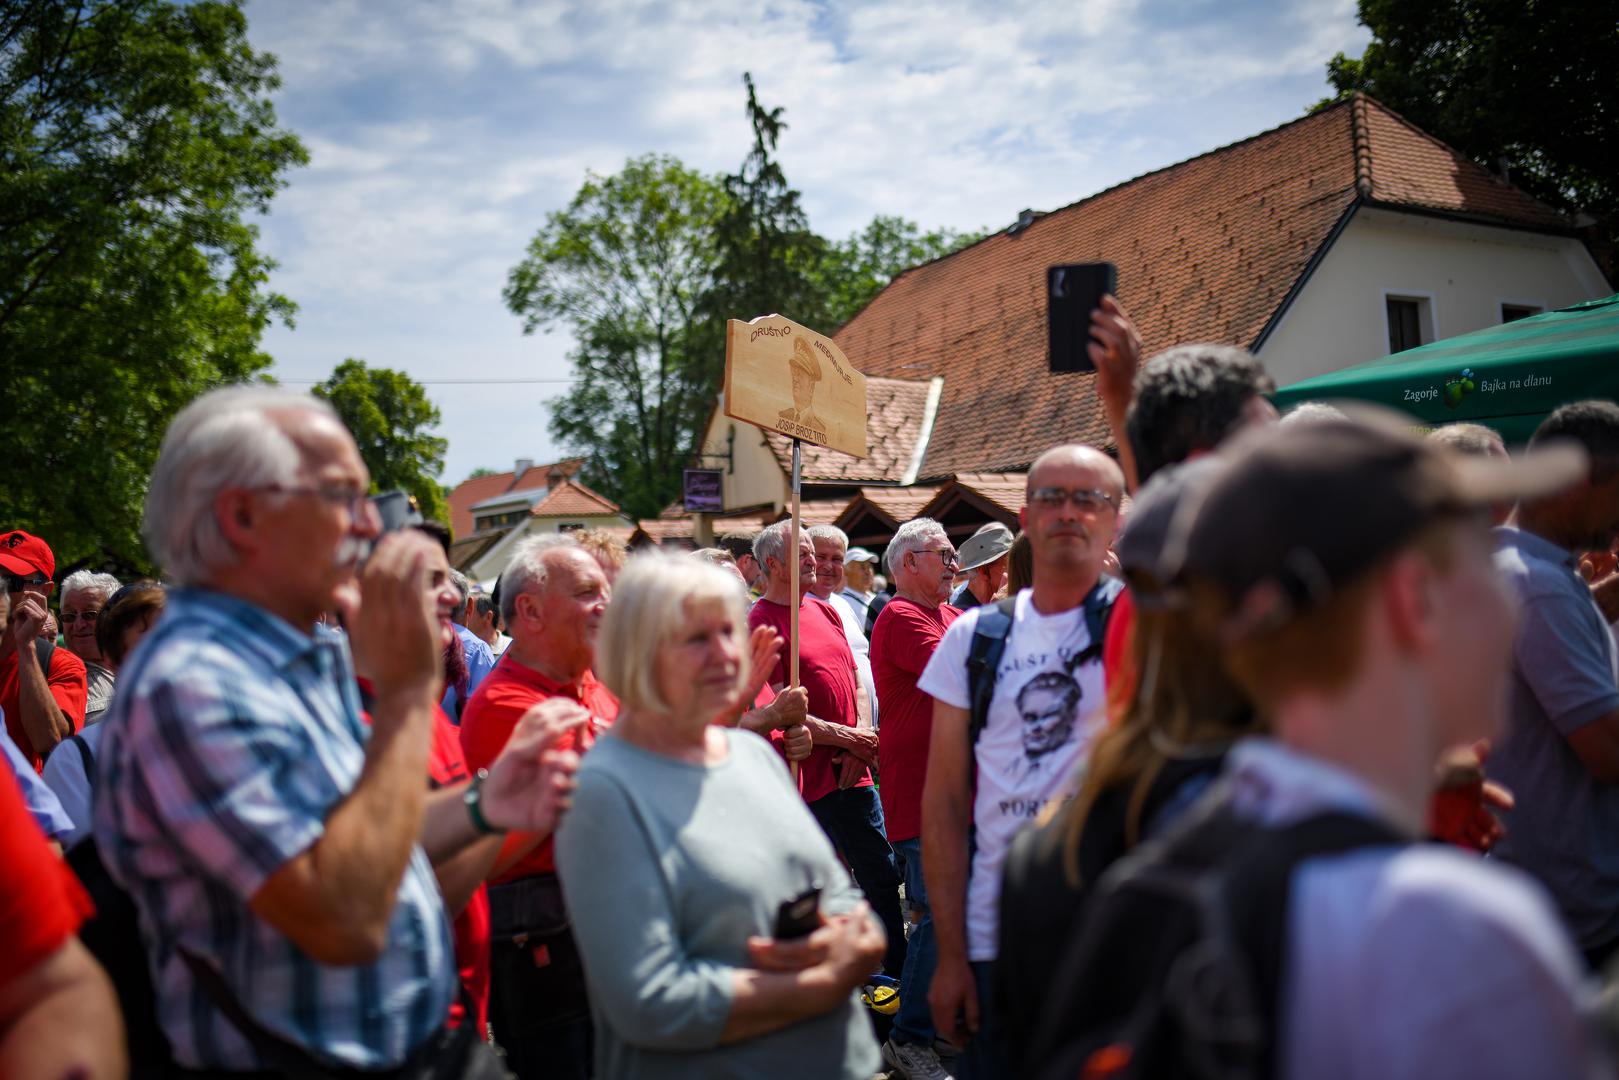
[506,79,985,518]
[1319,0,1618,272]
[504,154,726,520]
[313,359,449,527]
[816,215,987,330]
[0,0,307,570]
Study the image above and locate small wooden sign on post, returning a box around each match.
[723,315,868,778]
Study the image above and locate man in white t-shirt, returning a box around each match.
[918,444,1124,1076]
[1171,415,1608,1078]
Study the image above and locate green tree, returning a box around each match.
[504,155,726,519]
[700,73,829,333]
[0,0,307,569]
[314,359,449,527]
[816,215,988,330]
[1318,0,1617,272]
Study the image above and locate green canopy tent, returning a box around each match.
[1272,294,1619,444]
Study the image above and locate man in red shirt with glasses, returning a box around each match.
[0,530,87,770]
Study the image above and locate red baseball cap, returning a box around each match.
[0,530,55,579]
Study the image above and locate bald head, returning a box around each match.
[1028,444,1124,498]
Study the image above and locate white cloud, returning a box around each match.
[244,0,1369,490]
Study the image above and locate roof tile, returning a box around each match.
[764,376,935,482]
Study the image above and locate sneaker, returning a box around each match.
[881,1038,950,1080]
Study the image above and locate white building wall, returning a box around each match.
[1260,206,1609,389]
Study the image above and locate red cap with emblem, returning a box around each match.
[0,530,55,579]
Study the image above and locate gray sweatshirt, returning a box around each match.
[555,726,881,1079]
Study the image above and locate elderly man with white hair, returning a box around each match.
[94,385,582,1074]
[58,570,120,724]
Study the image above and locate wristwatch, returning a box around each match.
[463,768,504,836]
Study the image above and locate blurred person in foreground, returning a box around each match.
[1161,415,1602,1077]
[870,517,962,1079]
[573,527,628,585]
[1493,401,1619,970]
[58,570,121,725]
[43,582,166,850]
[556,553,885,1079]
[94,385,579,1073]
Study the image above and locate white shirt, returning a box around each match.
[1223,739,1608,1080]
[918,589,1107,961]
[490,632,512,657]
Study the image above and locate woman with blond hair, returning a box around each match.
[555,552,885,1079]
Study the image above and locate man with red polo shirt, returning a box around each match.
[870,517,962,1079]
[460,534,613,1080]
[0,530,87,769]
[748,520,908,981]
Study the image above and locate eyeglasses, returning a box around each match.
[1028,487,1120,513]
[4,572,49,593]
[915,545,959,567]
[256,485,370,517]
[59,610,101,624]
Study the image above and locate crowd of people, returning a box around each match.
[6,300,1619,1080]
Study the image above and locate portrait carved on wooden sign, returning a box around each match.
[723,314,868,459]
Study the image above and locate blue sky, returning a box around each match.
[244,0,1370,491]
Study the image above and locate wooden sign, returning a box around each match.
[724,315,868,459]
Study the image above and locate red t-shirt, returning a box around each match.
[1,642,88,771]
[749,595,871,805]
[459,655,617,884]
[357,681,491,1032]
[871,597,961,842]
[0,765,94,986]
[1101,587,1137,729]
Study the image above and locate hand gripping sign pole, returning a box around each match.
[723,315,868,780]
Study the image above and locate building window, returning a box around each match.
[1501,303,1541,323]
[1385,295,1432,354]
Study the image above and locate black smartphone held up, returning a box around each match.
[1048,262,1117,374]
[371,490,423,536]
[773,884,822,940]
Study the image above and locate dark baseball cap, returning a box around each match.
[1179,410,1586,641]
[1114,456,1227,608]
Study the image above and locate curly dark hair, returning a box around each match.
[1532,401,1619,482]
[1125,344,1274,484]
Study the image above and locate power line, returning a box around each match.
[278,377,577,386]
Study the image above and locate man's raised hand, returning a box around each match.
[481,699,588,835]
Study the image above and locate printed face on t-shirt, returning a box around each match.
[1015,670,1082,760]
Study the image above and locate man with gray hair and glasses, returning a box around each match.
[95,385,582,1074]
[871,517,963,1078]
[58,570,120,724]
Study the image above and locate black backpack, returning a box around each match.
[963,576,1123,755]
[1023,785,1401,1080]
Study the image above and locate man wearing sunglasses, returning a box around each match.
[918,445,1125,1077]
[0,530,88,771]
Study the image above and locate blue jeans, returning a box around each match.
[891,838,938,1047]
[959,960,1011,1079]
[807,786,908,978]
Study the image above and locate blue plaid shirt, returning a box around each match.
[93,589,455,1070]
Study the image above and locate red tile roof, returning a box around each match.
[765,376,936,483]
[529,479,622,518]
[446,458,585,537]
[833,94,1572,477]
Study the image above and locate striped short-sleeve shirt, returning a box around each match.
[93,589,454,1070]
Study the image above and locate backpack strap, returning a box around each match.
[33,636,55,678]
[69,732,94,777]
[1067,575,1125,675]
[965,596,1018,749]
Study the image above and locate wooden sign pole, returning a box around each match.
[788,438,802,780]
